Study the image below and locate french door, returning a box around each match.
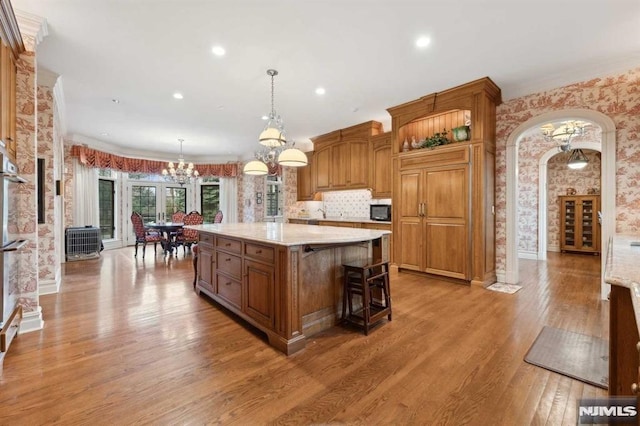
[126,182,191,245]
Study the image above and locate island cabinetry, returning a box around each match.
[312,121,383,191]
[192,223,389,355]
[389,77,501,286]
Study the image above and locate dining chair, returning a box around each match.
[170,211,186,241]
[213,210,223,223]
[175,211,203,254]
[130,212,165,258]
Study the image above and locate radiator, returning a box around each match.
[65,226,102,261]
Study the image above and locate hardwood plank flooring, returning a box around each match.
[0,249,606,425]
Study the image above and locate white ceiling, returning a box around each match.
[11,0,640,161]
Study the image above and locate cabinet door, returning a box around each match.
[424,166,469,279]
[398,171,423,270]
[371,142,391,198]
[348,140,369,188]
[330,143,350,189]
[296,152,314,200]
[197,249,215,294]
[560,197,578,251]
[314,146,331,190]
[579,196,598,252]
[244,259,275,328]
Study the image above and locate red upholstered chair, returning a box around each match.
[213,210,223,223]
[170,211,186,240]
[130,212,165,258]
[175,211,203,254]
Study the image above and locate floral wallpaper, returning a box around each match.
[14,50,39,314]
[239,164,297,223]
[496,67,640,275]
[37,83,57,283]
[547,151,601,251]
[516,128,601,254]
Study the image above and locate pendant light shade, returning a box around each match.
[567,149,588,169]
[243,160,269,175]
[278,147,308,167]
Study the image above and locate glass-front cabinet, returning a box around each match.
[559,195,600,255]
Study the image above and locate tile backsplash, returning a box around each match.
[288,189,391,219]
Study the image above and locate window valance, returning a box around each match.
[70,145,238,177]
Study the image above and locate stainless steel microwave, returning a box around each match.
[370,204,391,221]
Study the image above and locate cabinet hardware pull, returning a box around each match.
[256,249,262,254]
[225,258,231,262]
[225,243,231,247]
[632,383,639,394]
[226,282,232,286]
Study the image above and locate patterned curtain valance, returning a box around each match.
[70,145,238,177]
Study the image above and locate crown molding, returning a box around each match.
[37,66,58,87]
[14,9,47,50]
[0,0,25,57]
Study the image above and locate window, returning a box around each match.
[265,175,282,217]
[98,179,115,239]
[131,185,157,224]
[200,178,220,223]
[165,187,186,215]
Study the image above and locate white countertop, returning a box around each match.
[290,217,391,225]
[605,234,640,332]
[185,223,391,246]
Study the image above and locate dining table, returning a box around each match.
[146,221,184,254]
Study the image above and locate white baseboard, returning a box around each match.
[39,279,59,295]
[19,306,44,334]
[547,245,560,252]
[496,272,505,283]
[518,251,538,260]
[102,239,124,250]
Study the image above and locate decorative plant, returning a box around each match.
[420,129,450,149]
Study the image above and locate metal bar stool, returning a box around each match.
[341,259,392,335]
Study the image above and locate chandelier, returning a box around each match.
[243,69,307,176]
[162,138,199,185]
[541,120,588,169]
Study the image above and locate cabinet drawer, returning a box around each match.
[245,243,275,262]
[199,233,214,246]
[216,273,241,309]
[216,236,241,254]
[216,252,242,280]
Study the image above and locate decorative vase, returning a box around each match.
[452,125,470,142]
[402,138,410,152]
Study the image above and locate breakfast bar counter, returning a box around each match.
[186,223,391,355]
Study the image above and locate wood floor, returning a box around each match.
[0,248,606,425]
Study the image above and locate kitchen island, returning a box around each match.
[185,223,391,355]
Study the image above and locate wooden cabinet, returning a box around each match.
[396,146,469,279]
[312,121,383,192]
[370,132,392,198]
[559,195,600,255]
[196,234,276,333]
[389,77,501,286]
[0,40,17,161]
[296,152,315,201]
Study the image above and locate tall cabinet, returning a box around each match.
[559,195,600,255]
[389,77,501,286]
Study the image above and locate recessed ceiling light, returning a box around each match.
[261,115,269,120]
[173,92,184,99]
[111,98,120,104]
[100,132,109,136]
[211,46,226,56]
[416,36,431,48]
[315,87,326,95]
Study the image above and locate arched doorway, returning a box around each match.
[505,109,615,299]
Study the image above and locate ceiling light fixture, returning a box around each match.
[315,87,326,95]
[567,149,589,170]
[541,121,589,169]
[173,92,184,99]
[416,36,431,48]
[244,69,308,175]
[162,139,199,185]
[211,46,226,56]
